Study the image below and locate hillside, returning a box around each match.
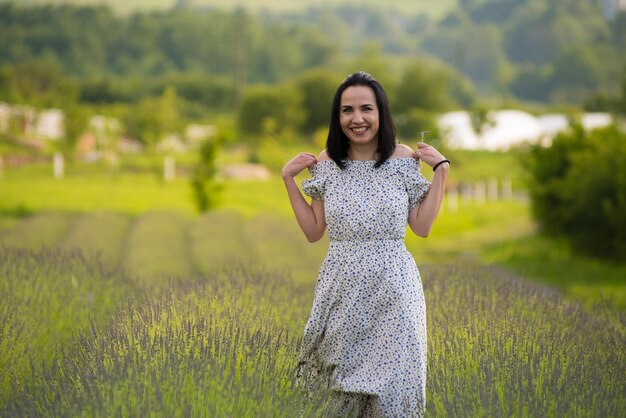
[0,0,457,16]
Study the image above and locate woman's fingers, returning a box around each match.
[415,142,445,167]
[295,153,317,168]
[282,152,318,177]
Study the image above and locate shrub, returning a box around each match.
[526,124,626,261]
[191,139,221,213]
[237,84,303,136]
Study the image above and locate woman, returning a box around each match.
[282,71,449,417]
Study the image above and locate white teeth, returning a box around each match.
[352,127,367,132]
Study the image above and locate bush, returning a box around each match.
[394,108,440,144]
[191,139,221,213]
[527,124,626,261]
[237,84,303,136]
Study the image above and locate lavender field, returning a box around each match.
[1,210,625,417]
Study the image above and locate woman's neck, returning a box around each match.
[347,143,379,161]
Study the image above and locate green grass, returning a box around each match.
[59,211,132,265]
[482,235,626,311]
[438,147,528,190]
[0,168,197,214]
[0,211,75,248]
[407,198,534,264]
[121,210,196,285]
[0,171,302,217]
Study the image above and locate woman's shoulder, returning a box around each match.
[317,149,331,162]
[391,143,416,159]
[308,149,334,176]
[387,144,420,174]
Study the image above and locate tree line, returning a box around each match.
[0,4,334,84]
[0,1,625,153]
[1,1,625,109]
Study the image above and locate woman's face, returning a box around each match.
[339,85,380,147]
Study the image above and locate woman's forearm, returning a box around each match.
[283,175,326,242]
[409,164,449,237]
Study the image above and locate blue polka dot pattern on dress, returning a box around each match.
[298,157,431,417]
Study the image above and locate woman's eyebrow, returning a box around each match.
[342,103,374,108]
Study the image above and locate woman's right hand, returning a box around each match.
[281,153,318,179]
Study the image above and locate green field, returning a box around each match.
[1,152,625,416]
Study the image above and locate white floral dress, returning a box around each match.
[298,157,431,417]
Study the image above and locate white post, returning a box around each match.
[447,188,459,213]
[164,155,175,182]
[502,177,513,200]
[487,177,498,200]
[461,183,473,206]
[474,181,486,204]
[53,152,64,179]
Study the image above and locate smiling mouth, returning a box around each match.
[351,127,368,133]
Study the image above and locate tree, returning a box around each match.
[0,59,78,107]
[296,69,339,135]
[123,86,182,150]
[612,11,626,50]
[393,59,474,114]
[346,43,395,91]
[237,84,303,136]
[391,60,474,141]
[549,45,622,103]
[191,138,221,212]
[505,0,609,67]
[510,66,551,102]
[527,124,626,261]
[62,104,89,159]
[421,5,514,93]
[617,65,626,116]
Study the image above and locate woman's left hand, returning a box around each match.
[415,142,447,169]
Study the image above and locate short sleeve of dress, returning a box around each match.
[401,159,431,210]
[301,161,332,201]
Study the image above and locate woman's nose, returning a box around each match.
[353,111,364,123]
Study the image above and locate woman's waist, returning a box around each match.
[328,237,406,248]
